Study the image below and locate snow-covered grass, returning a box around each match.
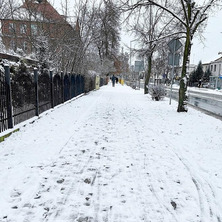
[0,82,222,222]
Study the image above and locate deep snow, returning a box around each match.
[0,82,222,222]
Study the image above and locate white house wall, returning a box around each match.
[209,59,222,77]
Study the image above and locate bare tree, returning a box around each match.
[65,0,121,75]
[121,0,220,112]
[123,2,179,94]
[0,0,18,20]
[150,0,220,112]
[99,0,121,60]
[13,0,80,72]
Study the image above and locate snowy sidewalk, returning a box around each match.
[0,83,222,222]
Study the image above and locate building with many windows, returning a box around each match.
[0,0,79,58]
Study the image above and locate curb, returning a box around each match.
[0,93,86,143]
[0,129,20,142]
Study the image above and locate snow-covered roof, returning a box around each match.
[213,56,222,62]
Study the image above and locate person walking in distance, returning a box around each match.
[111,75,116,87]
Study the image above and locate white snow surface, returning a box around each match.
[0,83,222,222]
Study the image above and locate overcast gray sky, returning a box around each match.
[120,8,222,65]
[190,9,222,65]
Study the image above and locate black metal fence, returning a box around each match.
[0,69,8,132]
[11,68,36,125]
[0,66,106,133]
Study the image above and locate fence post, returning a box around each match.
[82,76,84,93]
[4,65,13,129]
[61,71,64,103]
[34,68,39,116]
[50,70,54,108]
[82,76,86,93]
[69,73,71,100]
[79,75,81,94]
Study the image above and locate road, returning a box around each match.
[138,80,222,117]
[166,86,222,117]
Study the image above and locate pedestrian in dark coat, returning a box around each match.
[111,75,116,87]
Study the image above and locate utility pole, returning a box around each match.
[130,39,138,80]
[168,39,182,104]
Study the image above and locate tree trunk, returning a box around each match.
[144,54,152,94]
[177,31,191,112]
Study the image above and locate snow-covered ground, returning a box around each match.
[0,82,222,222]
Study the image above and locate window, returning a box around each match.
[211,65,213,71]
[20,24,27,34]
[9,22,16,33]
[214,64,216,72]
[31,24,38,35]
[10,40,16,51]
[23,41,28,52]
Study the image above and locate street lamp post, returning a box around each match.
[130,39,139,69]
[130,39,139,84]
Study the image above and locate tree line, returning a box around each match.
[1,0,221,113]
[0,0,124,76]
[120,0,220,112]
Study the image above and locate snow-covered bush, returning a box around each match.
[149,85,166,101]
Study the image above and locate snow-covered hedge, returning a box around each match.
[149,85,166,101]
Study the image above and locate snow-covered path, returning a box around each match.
[0,83,222,222]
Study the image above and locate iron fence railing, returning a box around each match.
[0,66,107,133]
[0,69,8,132]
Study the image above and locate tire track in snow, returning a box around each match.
[44,89,120,221]
[44,128,104,220]
[18,90,106,222]
[118,105,179,222]
[30,137,101,221]
[91,99,125,222]
[1,92,106,222]
[170,148,222,222]
[152,108,222,222]
[119,109,156,221]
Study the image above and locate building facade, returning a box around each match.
[208,57,222,89]
[208,57,222,77]
[0,0,78,56]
